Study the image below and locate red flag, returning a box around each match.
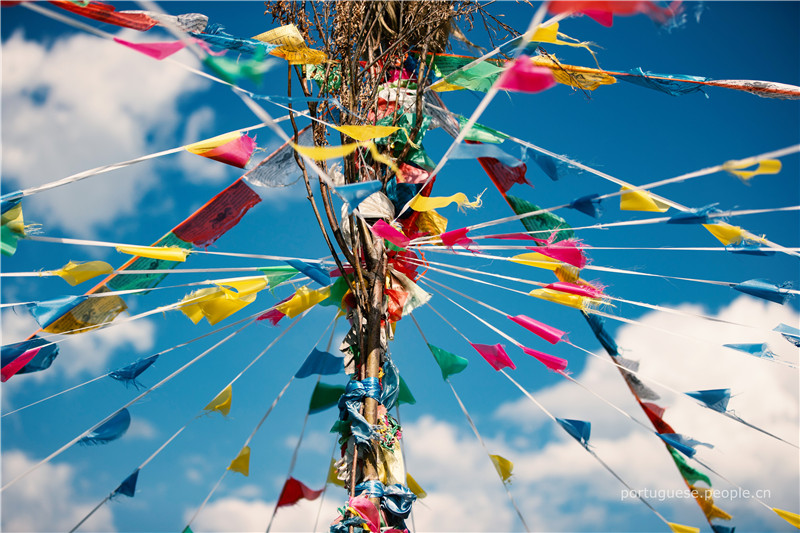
[276,477,323,507]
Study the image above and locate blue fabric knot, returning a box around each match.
[382,484,417,518]
[354,480,385,498]
[362,377,381,401]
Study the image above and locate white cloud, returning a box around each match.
[175,106,231,185]
[1,28,209,237]
[187,492,341,533]
[1,307,157,381]
[1,450,115,532]
[125,416,158,440]
[490,296,800,530]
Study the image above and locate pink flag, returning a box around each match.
[544,281,604,299]
[496,56,556,94]
[348,495,380,533]
[113,37,187,60]
[1,347,40,382]
[526,239,586,268]
[197,135,257,169]
[471,343,515,371]
[398,162,430,185]
[371,220,411,249]
[508,315,565,344]
[440,227,477,249]
[257,295,292,326]
[548,1,683,26]
[522,346,568,373]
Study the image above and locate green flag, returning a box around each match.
[669,447,711,486]
[257,265,298,293]
[398,375,417,405]
[506,195,574,243]
[459,115,509,144]
[427,343,468,380]
[309,382,345,414]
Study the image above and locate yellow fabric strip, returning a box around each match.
[490,454,514,483]
[204,384,232,416]
[668,524,700,533]
[415,210,448,237]
[179,287,220,325]
[292,141,402,180]
[619,186,671,213]
[52,260,114,286]
[327,458,345,487]
[722,158,782,182]
[406,473,427,499]
[772,508,800,528]
[293,142,361,161]
[276,285,332,318]
[529,288,589,310]
[116,245,190,262]
[532,55,616,91]
[184,131,243,155]
[531,22,595,54]
[702,223,748,246]
[331,125,401,141]
[409,192,482,212]
[228,446,251,476]
[511,252,563,272]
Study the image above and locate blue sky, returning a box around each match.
[1,2,799,532]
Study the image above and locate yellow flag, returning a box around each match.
[689,484,732,521]
[44,286,127,334]
[406,473,427,499]
[293,142,360,161]
[116,245,190,262]
[179,279,267,325]
[332,125,401,141]
[529,288,590,310]
[52,260,113,286]
[179,288,223,325]
[490,454,514,483]
[252,24,305,47]
[511,252,563,271]
[196,295,253,326]
[228,446,251,476]
[773,508,800,528]
[415,210,448,237]
[327,458,345,487]
[205,385,232,416]
[430,78,468,92]
[185,131,243,155]
[668,523,700,533]
[531,22,595,54]
[619,187,671,212]
[252,24,326,64]
[723,158,781,182]
[531,55,616,91]
[409,192,482,212]
[1,204,24,234]
[217,277,269,299]
[702,222,748,246]
[276,285,332,318]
